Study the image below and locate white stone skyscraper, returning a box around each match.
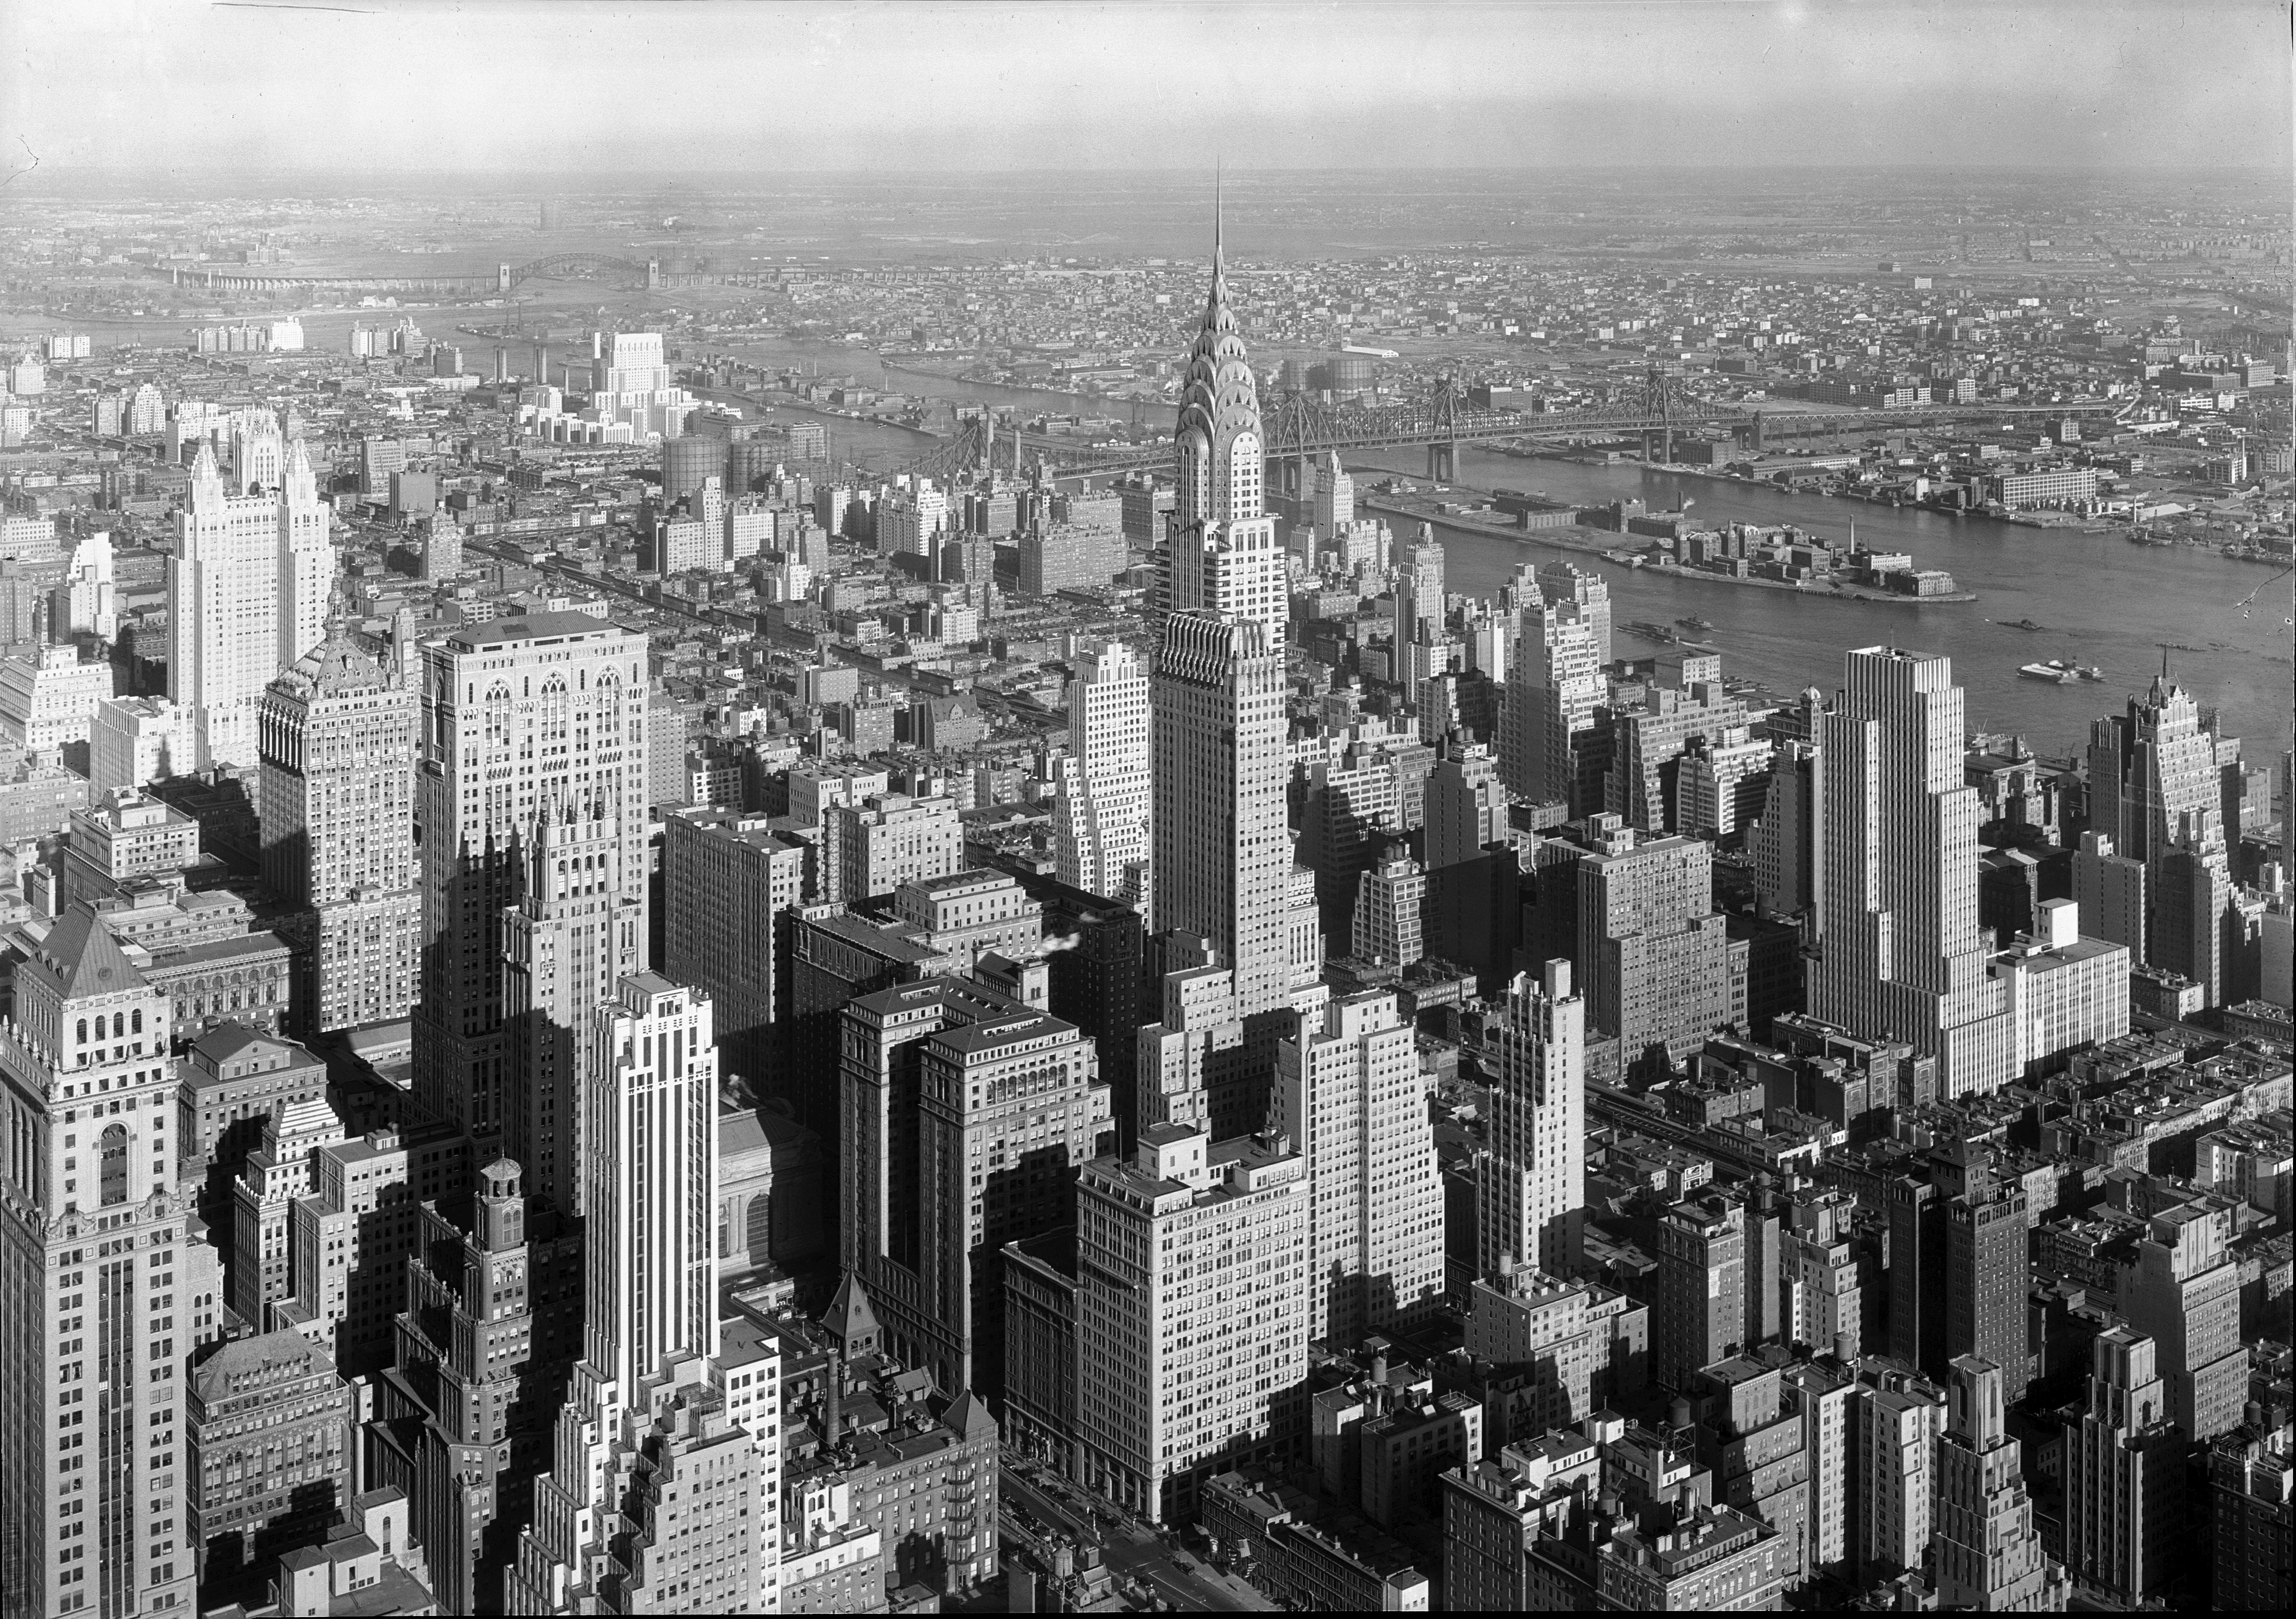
[1810,646,2012,1096]
[413,612,651,1160]
[1311,449,1353,544]
[169,434,332,767]
[1052,641,1152,908]
[1156,217,1285,651]
[1499,592,1604,812]
[0,909,206,1618]
[510,973,729,1616]
[1273,988,1445,1344]
[1479,959,1586,1279]
[1396,527,1446,646]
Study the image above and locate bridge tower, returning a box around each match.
[646,259,661,290]
[1641,364,1679,464]
[497,263,512,293]
[1425,373,1462,483]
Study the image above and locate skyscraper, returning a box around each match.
[1575,823,1736,1074]
[2064,1326,2184,1606]
[839,971,1111,1403]
[1151,613,1292,1020]
[1052,641,1152,908]
[1932,1356,2068,1610]
[0,908,202,1616]
[412,611,650,1160]
[258,631,420,1035]
[1478,960,1586,1281]
[1157,218,1285,651]
[1396,527,1446,646]
[1810,646,2012,1095]
[1499,592,1604,812]
[1272,988,1444,1344]
[502,808,644,1215]
[169,435,332,767]
[1311,449,1354,544]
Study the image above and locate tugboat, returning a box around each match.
[2006,617,2044,631]
[2018,659,2083,684]
[1677,616,1715,632]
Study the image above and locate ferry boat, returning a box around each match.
[1677,616,1715,631]
[2018,660,2101,684]
[1625,621,1678,644]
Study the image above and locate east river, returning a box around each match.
[736,358,2290,760]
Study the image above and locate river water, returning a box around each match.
[1334,446,2290,760]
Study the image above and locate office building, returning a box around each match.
[1479,960,1586,1281]
[1311,450,1354,544]
[2209,1419,2296,1612]
[1498,593,1604,812]
[1051,641,1152,907]
[1396,527,1445,646]
[1577,822,1736,1074]
[2063,1326,2184,1606]
[186,1331,354,1600]
[1156,225,1285,650]
[169,437,332,768]
[822,792,961,904]
[376,1158,582,1615]
[412,610,650,1157]
[1652,1193,1747,1392]
[840,968,1108,1400]
[1932,1355,2070,1610]
[285,1122,464,1377]
[501,808,643,1215]
[1942,1152,2032,1401]
[1465,1262,1649,1440]
[2120,1199,2244,1442]
[1990,898,2130,1077]
[1075,1125,1308,1524]
[0,907,201,1617]
[2072,830,2146,958]
[0,645,114,754]
[661,806,809,1089]
[90,695,195,794]
[258,631,421,1035]
[1810,647,2012,1095]
[1152,611,1292,1020]
[1272,989,1444,1344]
[1856,1362,1945,1580]
[228,1093,346,1327]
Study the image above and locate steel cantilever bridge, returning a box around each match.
[893,367,2131,485]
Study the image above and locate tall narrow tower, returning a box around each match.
[1478,958,1586,1279]
[1152,613,1292,1020]
[1810,646,2012,1095]
[0,908,201,1617]
[1157,212,1284,650]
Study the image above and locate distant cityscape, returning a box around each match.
[0,153,2289,1619]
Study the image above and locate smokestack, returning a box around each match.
[822,1351,842,1446]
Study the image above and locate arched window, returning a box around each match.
[98,1125,128,1206]
[76,1019,87,1045]
[132,1009,142,1035]
[111,1012,124,1039]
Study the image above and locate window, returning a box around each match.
[98,1125,128,1206]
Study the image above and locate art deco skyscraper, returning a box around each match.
[0,910,203,1617]
[412,612,650,1160]
[510,974,727,1616]
[1478,959,1586,1280]
[1933,1356,2071,1611]
[1810,646,2012,1095]
[1152,612,1293,1020]
[1053,641,1152,909]
[1156,217,1285,651]
[258,630,420,1035]
[169,434,332,767]
[2065,1327,2185,1606]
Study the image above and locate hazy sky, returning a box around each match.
[7,0,2290,177]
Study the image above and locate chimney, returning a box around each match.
[821,1351,842,1445]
